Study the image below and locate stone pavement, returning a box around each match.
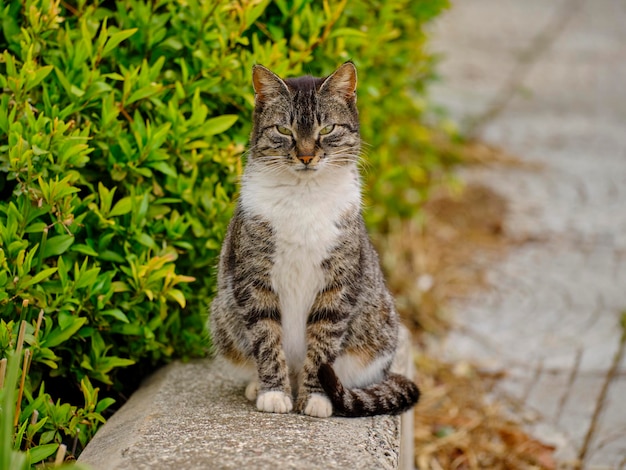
[79,327,415,469]
[79,359,398,469]
[429,0,626,468]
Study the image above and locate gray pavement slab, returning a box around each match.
[429,0,626,468]
[78,358,400,470]
[79,327,415,469]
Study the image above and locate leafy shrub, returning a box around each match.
[1,349,88,470]
[0,0,448,463]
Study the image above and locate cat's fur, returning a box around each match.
[209,62,420,417]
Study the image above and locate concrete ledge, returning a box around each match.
[79,326,415,470]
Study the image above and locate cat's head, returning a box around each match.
[249,62,360,177]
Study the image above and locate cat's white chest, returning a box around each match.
[240,168,360,372]
[270,201,334,372]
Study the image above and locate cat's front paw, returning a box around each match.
[256,390,293,414]
[302,393,333,418]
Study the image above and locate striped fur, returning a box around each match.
[318,363,420,416]
[210,62,420,417]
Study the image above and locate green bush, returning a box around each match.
[0,0,448,463]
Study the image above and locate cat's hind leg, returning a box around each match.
[332,350,393,389]
[300,348,388,418]
[245,380,258,401]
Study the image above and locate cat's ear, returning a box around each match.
[252,65,290,103]
[320,62,357,102]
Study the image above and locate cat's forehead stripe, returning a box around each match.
[284,76,324,134]
[284,75,325,93]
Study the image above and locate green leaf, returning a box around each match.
[111,323,142,336]
[329,27,368,39]
[1,7,20,42]
[54,67,72,94]
[101,309,129,323]
[70,84,85,97]
[108,197,133,217]
[147,161,177,177]
[135,232,156,248]
[244,0,271,30]
[166,289,186,308]
[25,65,54,92]
[1,353,20,469]
[203,115,238,136]
[100,356,135,369]
[127,85,162,104]
[102,72,125,81]
[39,430,56,445]
[21,267,57,288]
[99,250,126,263]
[42,317,87,348]
[41,235,74,258]
[31,144,49,156]
[27,443,59,464]
[103,28,138,57]
[95,397,116,413]
[75,266,101,290]
[71,244,99,257]
[24,222,47,234]
[98,182,116,215]
[58,311,74,330]
[57,256,69,287]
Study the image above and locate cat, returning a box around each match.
[209,62,420,418]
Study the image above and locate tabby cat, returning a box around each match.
[209,62,420,418]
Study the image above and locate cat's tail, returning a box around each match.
[317,363,420,417]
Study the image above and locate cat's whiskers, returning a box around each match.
[358,141,373,161]
[236,145,275,182]
[253,157,292,178]
[240,143,267,160]
[325,150,365,168]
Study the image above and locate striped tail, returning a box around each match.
[318,363,420,417]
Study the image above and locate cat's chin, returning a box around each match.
[288,167,322,179]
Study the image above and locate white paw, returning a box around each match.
[256,391,293,414]
[303,393,333,418]
[245,381,258,402]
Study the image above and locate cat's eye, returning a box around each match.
[276,125,293,136]
[319,125,335,136]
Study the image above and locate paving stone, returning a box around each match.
[429,0,626,467]
[78,327,416,470]
[428,0,569,120]
[78,358,401,470]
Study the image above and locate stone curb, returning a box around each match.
[79,326,415,469]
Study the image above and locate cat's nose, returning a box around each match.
[298,156,314,166]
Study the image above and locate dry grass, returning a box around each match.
[413,354,556,470]
[377,182,509,335]
[375,141,559,469]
